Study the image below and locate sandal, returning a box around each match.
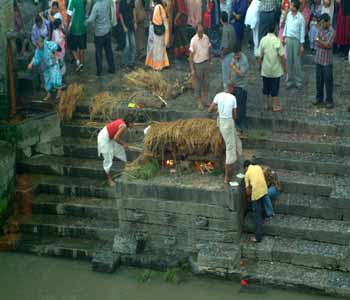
[250,236,258,243]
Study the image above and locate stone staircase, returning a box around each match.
[15,116,144,263]
[240,130,350,296]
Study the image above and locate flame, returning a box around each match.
[165,160,174,167]
[193,161,215,174]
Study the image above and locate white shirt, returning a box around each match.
[213,92,237,119]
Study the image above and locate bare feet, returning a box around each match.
[107,178,116,187]
[43,93,51,102]
[224,176,230,184]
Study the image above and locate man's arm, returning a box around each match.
[133,6,137,30]
[85,3,97,25]
[113,126,128,148]
[119,2,128,32]
[299,15,305,55]
[189,50,195,76]
[232,107,237,120]
[208,102,217,113]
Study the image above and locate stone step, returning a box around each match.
[21,173,116,199]
[18,214,118,241]
[15,234,106,260]
[31,193,118,221]
[242,132,350,156]
[275,169,333,196]
[61,119,146,142]
[17,155,124,179]
[274,193,346,221]
[241,235,350,272]
[251,149,349,176]
[37,136,142,161]
[243,260,350,298]
[244,213,350,245]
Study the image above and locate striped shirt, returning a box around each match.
[315,27,335,66]
[259,0,279,12]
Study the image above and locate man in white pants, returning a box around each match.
[97,114,135,187]
[209,83,238,184]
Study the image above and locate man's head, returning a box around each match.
[51,1,59,13]
[233,45,242,60]
[35,15,43,27]
[226,82,234,94]
[220,11,229,24]
[53,18,62,30]
[124,114,136,128]
[36,36,44,49]
[323,0,331,7]
[320,13,331,29]
[196,22,204,38]
[267,22,276,34]
[290,0,300,12]
[243,160,252,172]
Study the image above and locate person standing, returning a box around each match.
[97,115,135,187]
[172,0,189,58]
[244,160,271,242]
[209,0,221,56]
[31,14,50,46]
[209,83,238,184]
[145,0,170,70]
[335,0,350,58]
[135,0,148,59]
[67,0,87,72]
[189,23,212,110]
[85,0,116,76]
[119,0,137,69]
[52,18,66,76]
[229,45,249,130]
[244,0,260,57]
[221,11,237,90]
[259,23,287,112]
[230,0,248,42]
[313,13,335,109]
[283,0,305,89]
[258,0,279,43]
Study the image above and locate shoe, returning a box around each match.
[312,100,323,106]
[108,69,116,74]
[76,64,83,72]
[326,102,334,109]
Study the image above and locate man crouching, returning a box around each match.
[97,114,135,187]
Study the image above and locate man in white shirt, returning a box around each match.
[209,83,238,184]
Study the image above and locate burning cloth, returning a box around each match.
[97,127,127,173]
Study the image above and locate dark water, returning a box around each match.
[0,253,339,300]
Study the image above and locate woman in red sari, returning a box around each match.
[172,0,189,57]
[335,0,350,57]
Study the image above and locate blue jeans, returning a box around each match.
[262,193,274,217]
[222,52,233,90]
[268,186,280,199]
[123,31,136,67]
[252,197,264,242]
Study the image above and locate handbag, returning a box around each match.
[153,4,166,36]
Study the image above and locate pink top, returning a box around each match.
[106,119,126,139]
[189,34,211,63]
[52,29,65,60]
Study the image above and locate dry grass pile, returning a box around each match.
[125,68,172,100]
[89,91,130,121]
[57,83,84,121]
[144,119,224,158]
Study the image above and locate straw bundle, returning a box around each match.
[57,83,84,121]
[144,119,224,158]
[89,91,129,121]
[124,68,172,99]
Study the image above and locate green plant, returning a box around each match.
[137,269,154,283]
[164,261,191,284]
[126,158,160,180]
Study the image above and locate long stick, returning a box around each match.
[157,95,168,106]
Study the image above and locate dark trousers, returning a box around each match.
[252,196,264,242]
[94,31,115,75]
[234,87,247,129]
[113,24,126,51]
[258,11,276,43]
[316,64,333,104]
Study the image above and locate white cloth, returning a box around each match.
[219,118,237,164]
[97,126,127,173]
[245,0,260,56]
[213,92,237,119]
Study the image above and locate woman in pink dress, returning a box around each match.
[335,0,350,57]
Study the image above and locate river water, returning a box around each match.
[0,253,339,300]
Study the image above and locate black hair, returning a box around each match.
[221,11,228,23]
[53,18,62,30]
[243,160,252,169]
[268,22,276,33]
[52,1,59,8]
[35,15,43,26]
[154,0,163,5]
[196,22,204,31]
[124,114,136,127]
[320,12,330,22]
[233,44,242,53]
[291,0,300,10]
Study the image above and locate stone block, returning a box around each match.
[113,234,138,255]
[92,251,120,273]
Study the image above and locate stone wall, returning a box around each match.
[113,180,245,275]
[0,0,14,120]
[0,112,61,159]
[0,141,16,226]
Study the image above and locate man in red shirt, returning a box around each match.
[97,114,135,186]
